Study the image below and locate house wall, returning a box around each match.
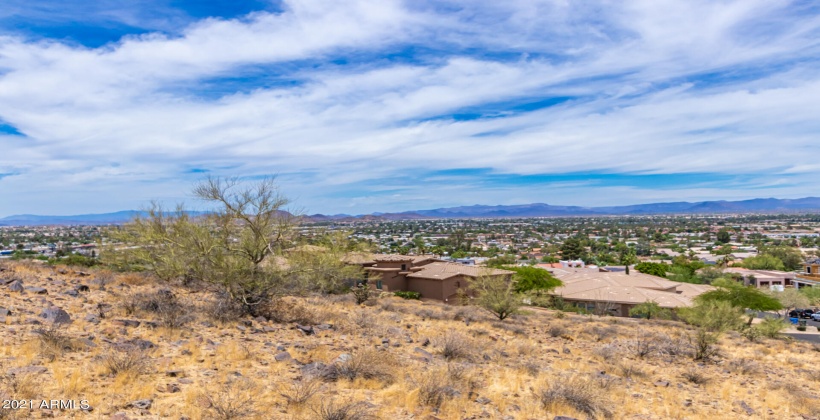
[406,277,445,301]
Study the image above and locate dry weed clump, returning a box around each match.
[414,369,464,410]
[279,378,322,407]
[200,378,259,420]
[258,297,322,325]
[99,348,151,376]
[615,362,646,380]
[311,399,376,420]
[323,349,396,383]
[35,324,84,361]
[0,373,38,400]
[681,367,711,385]
[727,358,760,376]
[123,289,194,328]
[547,324,568,338]
[540,376,614,419]
[437,333,476,361]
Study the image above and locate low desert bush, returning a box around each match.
[200,378,259,420]
[727,358,760,376]
[540,376,613,419]
[624,333,656,359]
[279,378,322,407]
[755,318,788,339]
[35,324,83,361]
[548,324,567,338]
[123,289,194,328]
[414,370,462,409]
[312,399,376,420]
[394,290,421,300]
[437,333,475,361]
[322,349,395,383]
[99,348,150,376]
[681,368,711,385]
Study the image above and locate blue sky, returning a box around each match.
[1,0,820,216]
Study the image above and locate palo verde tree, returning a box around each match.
[695,278,782,326]
[629,300,671,320]
[469,270,522,321]
[106,176,364,315]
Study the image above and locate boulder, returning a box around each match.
[25,287,48,294]
[8,280,24,292]
[127,399,152,410]
[40,306,72,325]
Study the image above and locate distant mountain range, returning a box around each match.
[3,197,820,226]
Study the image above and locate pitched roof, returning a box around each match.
[407,262,513,281]
[549,267,714,308]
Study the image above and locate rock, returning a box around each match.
[7,366,48,376]
[166,370,186,378]
[64,289,79,297]
[475,396,491,405]
[654,380,670,387]
[0,307,10,317]
[113,319,141,328]
[164,383,181,393]
[76,284,90,292]
[117,338,155,351]
[127,399,152,410]
[253,316,266,323]
[110,412,131,420]
[295,324,314,335]
[737,401,755,416]
[421,338,431,347]
[263,326,277,333]
[8,280,24,292]
[84,314,101,324]
[274,352,293,362]
[562,347,571,354]
[315,324,333,331]
[40,306,72,324]
[413,347,433,363]
[554,417,579,420]
[25,286,47,294]
[300,362,332,379]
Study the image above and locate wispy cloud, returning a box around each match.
[0,0,819,215]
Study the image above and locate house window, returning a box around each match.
[808,266,812,274]
[401,264,407,271]
[456,281,461,288]
[376,280,383,290]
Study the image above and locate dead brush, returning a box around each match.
[99,348,150,376]
[123,289,193,328]
[615,362,646,380]
[547,324,567,338]
[0,373,38,400]
[311,399,376,420]
[624,333,656,359]
[414,369,462,410]
[279,378,322,407]
[540,376,614,419]
[727,358,760,376]
[681,368,711,385]
[322,349,395,383]
[35,324,82,361]
[200,378,259,420]
[437,333,475,361]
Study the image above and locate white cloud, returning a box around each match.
[0,0,819,215]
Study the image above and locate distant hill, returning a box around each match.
[308,197,820,221]
[0,210,209,226]
[4,197,820,226]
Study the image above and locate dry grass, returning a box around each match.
[2,260,820,420]
[540,375,614,419]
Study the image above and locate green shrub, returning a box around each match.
[797,325,807,332]
[754,318,788,339]
[394,291,421,300]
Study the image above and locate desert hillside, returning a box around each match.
[1,261,819,420]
